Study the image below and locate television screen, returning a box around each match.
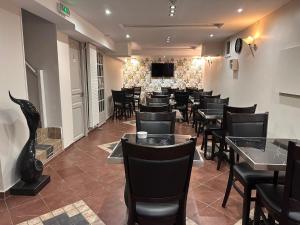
[163,63,174,77]
[151,63,174,78]
[151,63,164,77]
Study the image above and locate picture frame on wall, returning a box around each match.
[225,40,231,58]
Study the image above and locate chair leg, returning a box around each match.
[242,187,252,225]
[254,195,261,225]
[204,133,208,158]
[211,136,216,160]
[222,168,234,207]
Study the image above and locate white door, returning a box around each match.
[69,39,85,141]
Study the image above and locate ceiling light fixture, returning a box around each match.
[170,9,175,13]
[105,9,111,15]
[237,8,243,13]
[170,5,176,9]
[210,34,214,37]
[169,13,174,17]
[126,34,131,39]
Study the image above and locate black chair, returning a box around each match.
[121,137,196,225]
[161,87,170,95]
[122,88,135,115]
[174,92,189,123]
[200,98,230,156]
[222,112,285,225]
[112,90,132,119]
[167,88,179,96]
[201,90,213,96]
[193,95,221,133]
[140,104,170,113]
[254,141,300,225]
[136,111,176,134]
[147,97,169,105]
[134,87,142,109]
[211,104,257,170]
[151,93,169,99]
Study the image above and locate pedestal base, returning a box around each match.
[10,175,50,196]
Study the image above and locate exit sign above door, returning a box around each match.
[57,2,70,17]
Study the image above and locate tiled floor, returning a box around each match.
[0,118,244,225]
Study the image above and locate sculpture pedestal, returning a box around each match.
[10,175,50,196]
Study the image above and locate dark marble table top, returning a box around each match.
[226,137,300,171]
[107,133,204,167]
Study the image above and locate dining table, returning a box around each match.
[226,137,300,183]
[107,133,204,167]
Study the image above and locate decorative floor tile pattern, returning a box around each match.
[122,120,136,127]
[16,201,198,225]
[97,141,119,154]
[16,201,104,225]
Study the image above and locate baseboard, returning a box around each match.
[0,189,10,200]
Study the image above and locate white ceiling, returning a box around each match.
[63,0,290,52]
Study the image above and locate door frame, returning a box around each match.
[69,38,89,141]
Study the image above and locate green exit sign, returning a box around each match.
[57,2,70,17]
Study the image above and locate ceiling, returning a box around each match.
[63,0,290,54]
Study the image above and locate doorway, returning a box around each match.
[69,38,86,141]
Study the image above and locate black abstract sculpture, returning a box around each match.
[9,92,43,183]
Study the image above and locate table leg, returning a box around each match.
[273,171,279,184]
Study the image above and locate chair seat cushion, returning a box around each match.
[233,162,285,186]
[256,183,284,215]
[136,201,179,217]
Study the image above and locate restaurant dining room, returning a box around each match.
[0,0,300,225]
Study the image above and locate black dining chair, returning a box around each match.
[139,104,170,113]
[201,90,213,96]
[174,92,190,123]
[254,141,300,225]
[136,111,176,134]
[222,112,285,225]
[112,90,132,119]
[121,137,196,225]
[193,95,221,133]
[200,98,230,157]
[147,97,169,105]
[134,87,142,109]
[211,104,257,170]
[161,87,170,95]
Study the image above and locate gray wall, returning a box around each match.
[22,10,62,127]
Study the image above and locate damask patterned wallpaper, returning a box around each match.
[123,57,204,92]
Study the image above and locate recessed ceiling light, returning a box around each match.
[105,9,111,15]
[170,9,175,13]
[169,13,174,17]
[126,34,130,39]
[210,34,214,37]
[170,5,176,9]
[237,8,243,13]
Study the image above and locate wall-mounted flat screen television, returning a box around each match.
[151,63,174,78]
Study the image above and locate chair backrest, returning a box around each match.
[151,94,169,99]
[201,90,213,96]
[222,105,257,130]
[112,90,126,104]
[168,88,179,95]
[161,87,170,94]
[152,91,163,96]
[139,104,170,112]
[121,137,196,205]
[147,97,169,104]
[122,87,134,95]
[200,95,221,109]
[174,92,189,106]
[280,141,300,225]
[136,111,176,134]
[134,87,141,95]
[226,112,268,138]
